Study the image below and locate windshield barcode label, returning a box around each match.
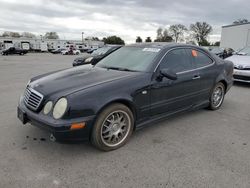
[142,48,161,53]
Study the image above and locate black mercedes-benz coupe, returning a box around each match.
[17,43,234,151]
[1,47,28,55]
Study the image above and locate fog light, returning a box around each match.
[70,122,86,130]
[43,101,53,115]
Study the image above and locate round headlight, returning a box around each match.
[53,98,68,119]
[43,101,53,115]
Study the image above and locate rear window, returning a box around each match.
[190,49,213,68]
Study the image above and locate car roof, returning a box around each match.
[126,42,199,50]
[105,44,123,48]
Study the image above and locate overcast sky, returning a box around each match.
[0,0,249,43]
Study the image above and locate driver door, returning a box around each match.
[9,47,15,54]
[150,48,199,117]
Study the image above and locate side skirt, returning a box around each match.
[135,101,209,131]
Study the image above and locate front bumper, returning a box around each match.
[233,69,250,83]
[17,97,95,141]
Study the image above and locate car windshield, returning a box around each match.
[210,47,224,54]
[237,47,250,56]
[91,47,112,56]
[96,46,161,72]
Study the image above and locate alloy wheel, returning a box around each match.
[212,85,224,108]
[101,110,131,147]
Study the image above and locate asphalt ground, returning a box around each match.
[0,53,250,188]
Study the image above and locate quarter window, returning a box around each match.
[160,49,193,73]
[191,49,213,68]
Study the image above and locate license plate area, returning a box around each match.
[17,107,28,124]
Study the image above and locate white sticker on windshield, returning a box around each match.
[142,48,161,53]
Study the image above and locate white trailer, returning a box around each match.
[0,37,104,51]
[21,42,30,50]
[40,42,48,52]
[220,22,250,51]
[3,40,14,49]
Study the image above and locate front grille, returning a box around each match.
[23,87,44,111]
[233,75,250,81]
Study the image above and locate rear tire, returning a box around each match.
[208,82,225,110]
[91,103,134,151]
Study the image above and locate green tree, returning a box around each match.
[154,28,173,42]
[145,37,152,42]
[2,31,10,37]
[169,24,187,42]
[2,31,21,38]
[190,22,212,46]
[156,28,163,40]
[233,19,249,25]
[136,36,142,43]
[199,39,211,46]
[103,36,125,45]
[92,37,100,41]
[214,41,220,46]
[44,32,59,39]
[22,32,36,38]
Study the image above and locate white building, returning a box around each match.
[220,22,250,50]
[0,37,104,52]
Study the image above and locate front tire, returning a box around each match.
[91,103,134,151]
[208,82,225,110]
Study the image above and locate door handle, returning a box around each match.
[192,75,201,80]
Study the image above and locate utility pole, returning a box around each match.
[82,32,84,43]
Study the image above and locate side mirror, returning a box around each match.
[160,69,177,80]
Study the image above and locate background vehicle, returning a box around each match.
[51,48,66,54]
[209,47,234,59]
[40,42,48,52]
[87,46,99,53]
[61,49,81,55]
[225,46,250,83]
[18,43,233,151]
[73,45,122,66]
[1,47,28,55]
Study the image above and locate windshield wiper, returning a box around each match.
[103,66,138,72]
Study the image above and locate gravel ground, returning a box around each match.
[0,53,250,188]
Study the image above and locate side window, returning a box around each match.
[190,49,213,68]
[160,49,192,73]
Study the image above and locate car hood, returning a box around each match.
[225,55,250,66]
[29,65,140,97]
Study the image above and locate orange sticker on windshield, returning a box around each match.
[192,50,198,57]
